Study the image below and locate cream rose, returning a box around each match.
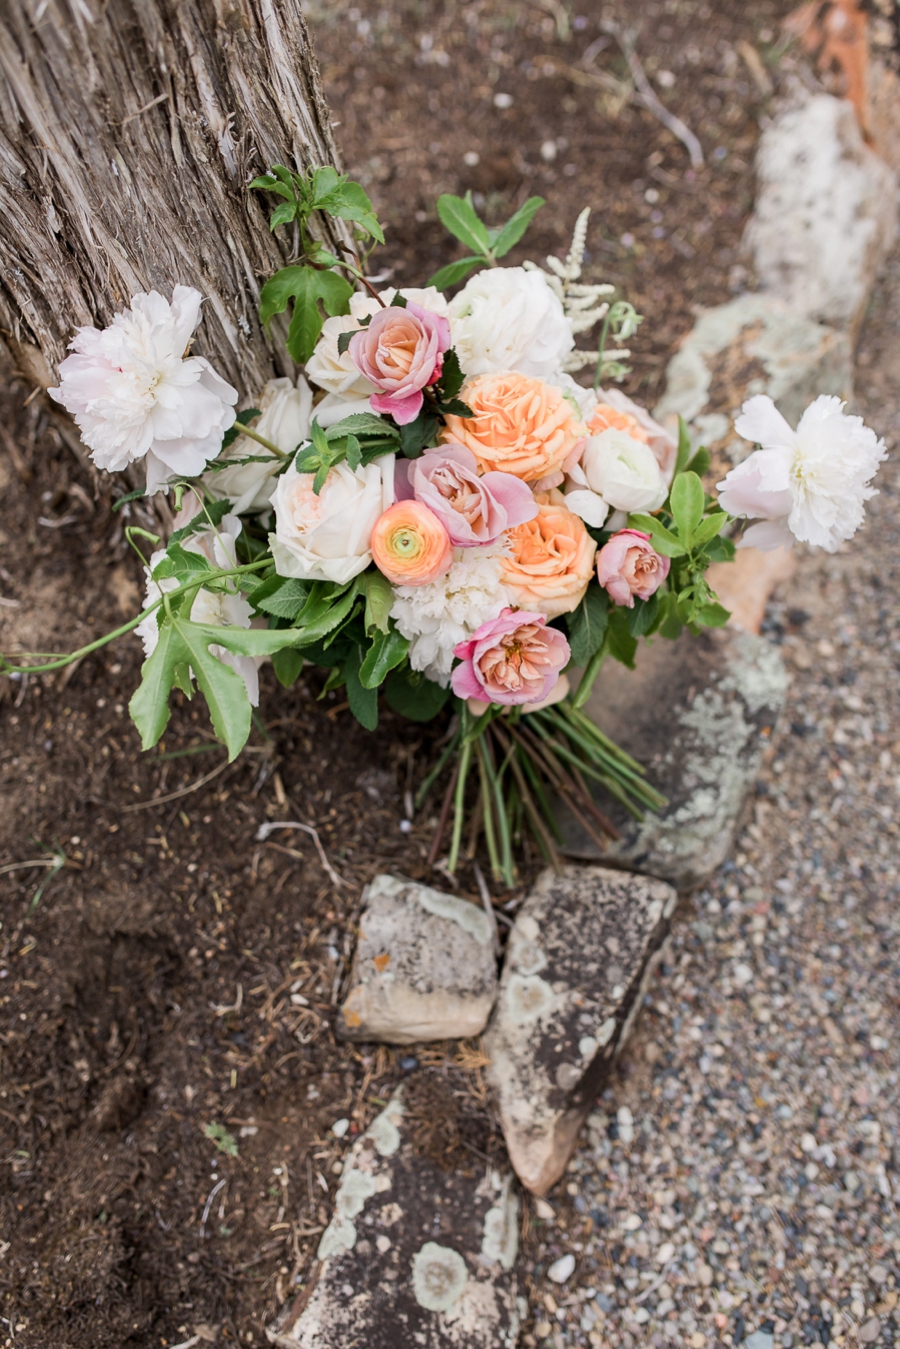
[566,428,667,522]
[448,267,574,378]
[270,455,394,584]
[206,376,313,514]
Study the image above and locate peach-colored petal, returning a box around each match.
[441,371,584,483]
[371,500,453,586]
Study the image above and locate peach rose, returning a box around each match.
[587,402,650,443]
[371,500,453,586]
[441,372,584,485]
[451,607,570,707]
[596,528,670,607]
[349,301,450,426]
[499,489,596,619]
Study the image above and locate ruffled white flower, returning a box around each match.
[204,376,313,515]
[718,394,887,553]
[136,514,260,704]
[565,428,666,525]
[49,286,237,493]
[390,545,511,686]
[270,455,395,585]
[305,286,449,397]
[447,267,574,379]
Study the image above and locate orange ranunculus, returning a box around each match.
[587,401,650,443]
[370,500,453,586]
[500,489,596,619]
[441,372,583,484]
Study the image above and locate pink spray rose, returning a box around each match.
[395,442,537,545]
[450,607,570,707]
[596,529,670,607]
[349,301,450,426]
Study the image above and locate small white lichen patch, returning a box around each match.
[517,914,540,942]
[317,1215,356,1260]
[506,973,554,1024]
[646,898,663,927]
[481,1175,519,1270]
[513,941,547,976]
[579,1035,598,1058]
[368,1095,404,1157]
[596,1016,616,1047]
[411,1242,469,1312]
[337,1169,379,1221]
[416,887,492,945]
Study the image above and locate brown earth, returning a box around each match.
[0,2,803,1344]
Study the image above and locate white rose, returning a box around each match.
[270,454,395,584]
[566,429,667,521]
[205,376,313,515]
[305,287,449,397]
[447,267,574,379]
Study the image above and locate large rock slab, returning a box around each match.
[558,627,789,889]
[745,93,897,338]
[337,875,497,1044]
[268,1089,520,1348]
[484,866,676,1196]
[653,291,852,451]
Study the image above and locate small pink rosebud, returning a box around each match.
[596,528,670,608]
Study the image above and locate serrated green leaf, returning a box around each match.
[176,623,251,760]
[250,576,311,620]
[436,194,491,255]
[129,622,187,750]
[336,329,357,357]
[259,265,353,364]
[427,257,484,290]
[318,180,385,244]
[312,463,329,494]
[323,412,398,441]
[492,195,546,257]
[362,570,394,635]
[344,647,378,730]
[705,534,736,563]
[565,586,609,665]
[436,397,473,418]
[345,433,361,471]
[398,411,440,458]
[438,348,465,400]
[669,471,705,546]
[311,166,343,202]
[389,293,407,308]
[358,627,410,689]
[152,543,213,583]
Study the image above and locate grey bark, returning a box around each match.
[0,0,348,397]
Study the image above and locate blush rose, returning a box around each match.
[450,608,570,707]
[596,528,670,607]
[395,442,537,546]
[349,301,450,425]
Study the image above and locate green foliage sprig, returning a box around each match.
[428,192,546,289]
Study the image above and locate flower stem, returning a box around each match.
[571,644,606,711]
[234,423,288,459]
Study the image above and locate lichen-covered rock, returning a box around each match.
[653,292,852,449]
[558,627,789,889]
[267,1089,520,1348]
[337,875,498,1045]
[745,94,897,337]
[484,866,675,1196]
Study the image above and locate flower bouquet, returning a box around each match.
[5,168,885,886]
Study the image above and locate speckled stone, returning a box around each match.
[558,626,789,890]
[484,866,676,1196]
[268,1089,520,1348]
[337,875,498,1045]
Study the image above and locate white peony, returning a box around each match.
[305,286,449,397]
[270,455,394,584]
[136,514,260,704]
[204,376,313,515]
[49,286,237,493]
[718,394,887,553]
[565,428,666,524]
[447,267,574,379]
[390,545,511,686]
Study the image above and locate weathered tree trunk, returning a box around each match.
[0,0,347,396]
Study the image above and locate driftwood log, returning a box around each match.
[0,0,348,396]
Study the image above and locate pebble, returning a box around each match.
[524,261,900,1349]
[548,1253,576,1284]
[331,1118,350,1138]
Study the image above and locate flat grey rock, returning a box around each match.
[558,626,788,890]
[653,292,852,452]
[745,93,897,337]
[337,875,498,1045]
[268,1089,520,1348]
[484,866,676,1196]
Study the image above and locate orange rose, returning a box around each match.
[587,402,650,443]
[370,501,453,586]
[441,372,583,484]
[500,489,596,619]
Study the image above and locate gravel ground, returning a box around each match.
[522,258,900,1347]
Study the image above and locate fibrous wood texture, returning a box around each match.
[0,0,349,395]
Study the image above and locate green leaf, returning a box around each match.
[427,256,484,290]
[250,576,311,620]
[259,265,353,364]
[606,607,638,669]
[627,513,686,558]
[674,415,692,476]
[319,180,385,243]
[389,293,407,308]
[311,166,343,202]
[690,512,727,548]
[385,666,451,721]
[268,200,297,230]
[336,329,357,357]
[129,622,187,750]
[359,627,410,689]
[176,623,251,760]
[695,601,731,628]
[565,586,609,665]
[249,174,293,202]
[668,471,705,546]
[271,647,305,688]
[152,543,213,583]
[438,347,465,401]
[436,194,491,255]
[203,1121,239,1158]
[658,590,684,640]
[685,446,711,478]
[221,407,263,451]
[362,570,394,634]
[344,646,378,730]
[492,195,546,257]
[169,498,234,544]
[111,488,147,512]
[705,534,736,563]
[323,412,398,441]
[398,410,440,458]
[436,398,473,418]
[294,583,361,646]
[625,592,659,637]
[344,433,362,471]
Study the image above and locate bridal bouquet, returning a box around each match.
[7,167,885,884]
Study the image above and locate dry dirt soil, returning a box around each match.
[0,1,801,1344]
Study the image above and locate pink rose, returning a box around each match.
[349,301,450,426]
[395,442,537,546]
[451,607,570,707]
[596,529,670,607]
